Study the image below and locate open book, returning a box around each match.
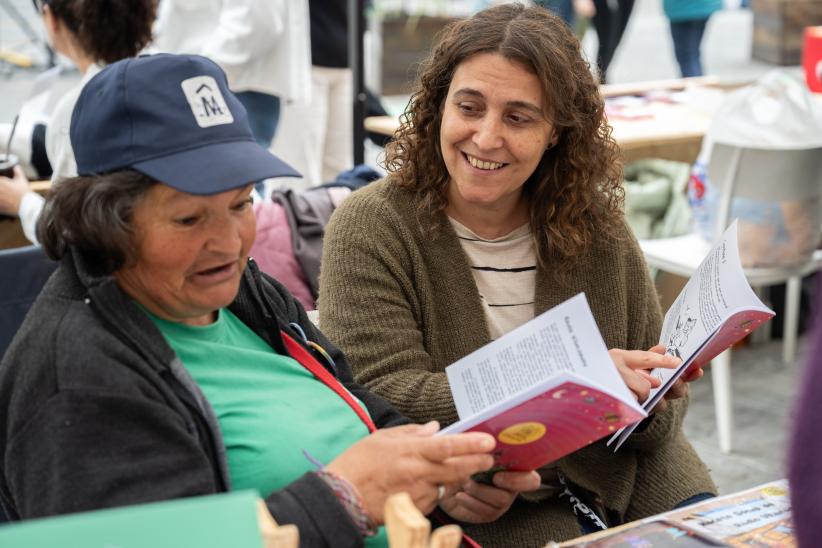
[608,221,775,450]
[438,293,647,472]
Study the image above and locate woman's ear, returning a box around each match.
[41,5,63,49]
[547,130,559,150]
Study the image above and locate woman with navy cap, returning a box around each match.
[0,54,539,547]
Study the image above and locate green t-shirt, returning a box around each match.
[148,308,387,546]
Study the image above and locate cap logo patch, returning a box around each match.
[181,76,234,128]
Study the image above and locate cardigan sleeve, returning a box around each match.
[319,190,460,426]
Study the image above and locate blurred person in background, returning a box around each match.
[534,0,596,33]
[664,0,721,77]
[534,0,575,25]
[152,0,311,152]
[273,0,355,188]
[0,0,155,244]
[592,0,634,82]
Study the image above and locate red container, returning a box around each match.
[803,26,822,93]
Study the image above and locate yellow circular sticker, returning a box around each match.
[762,486,787,497]
[498,422,546,445]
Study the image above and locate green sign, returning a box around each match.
[0,491,266,548]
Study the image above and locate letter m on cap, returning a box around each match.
[181,76,234,128]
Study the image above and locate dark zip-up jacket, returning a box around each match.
[0,249,407,547]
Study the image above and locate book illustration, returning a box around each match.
[665,306,697,361]
[609,221,774,450]
[662,480,794,548]
[440,294,646,471]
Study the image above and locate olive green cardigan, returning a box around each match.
[319,179,716,547]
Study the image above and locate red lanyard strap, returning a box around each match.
[280,330,377,433]
[281,332,482,548]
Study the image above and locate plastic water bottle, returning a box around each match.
[687,157,717,241]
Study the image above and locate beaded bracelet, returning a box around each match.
[316,468,378,537]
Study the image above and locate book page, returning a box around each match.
[446,293,635,420]
[649,221,773,401]
[609,221,774,449]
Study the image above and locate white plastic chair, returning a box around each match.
[639,143,822,454]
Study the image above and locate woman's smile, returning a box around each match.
[462,152,507,171]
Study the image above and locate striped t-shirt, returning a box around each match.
[449,217,537,340]
[450,218,562,495]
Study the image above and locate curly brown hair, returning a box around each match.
[42,0,155,64]
[384,3,624,271]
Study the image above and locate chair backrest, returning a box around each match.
[708,143,822,265]
[0,245,57,360]
[0,245,55,523]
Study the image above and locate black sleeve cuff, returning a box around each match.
[265,472,364,548]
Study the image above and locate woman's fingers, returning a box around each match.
[439,487,511,524]
[634,368,662,388]
[611,346,703,411]
[440,471,540,524]
[491,470,541,493]
[460,480,516,510]
[454,490,506,516]
[683,367,704,382]
[327,427,496,524]
[416,432,496,462]
[665,378,689,400]
[627,374,651,403]
[609,347,684,402]
[379,421,441,438]
[611,348,681,371]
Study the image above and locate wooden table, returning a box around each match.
[365,77,728,166]
[605,87,722,164]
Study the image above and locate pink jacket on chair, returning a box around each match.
[249,201,315,310]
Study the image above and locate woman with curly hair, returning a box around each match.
[0,0,155,243]
[319,4,715,545]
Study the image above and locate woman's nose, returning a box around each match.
[206,214,243,255]
[472,116,504,150]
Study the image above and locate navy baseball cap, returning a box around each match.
[70,53,300,194]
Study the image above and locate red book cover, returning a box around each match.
[439,294,647,471]
[443,379,645,471]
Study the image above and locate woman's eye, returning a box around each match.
[458,103,481,116]
[175,215,199,227]
[507,113,530,124]
[233,198,253,211]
